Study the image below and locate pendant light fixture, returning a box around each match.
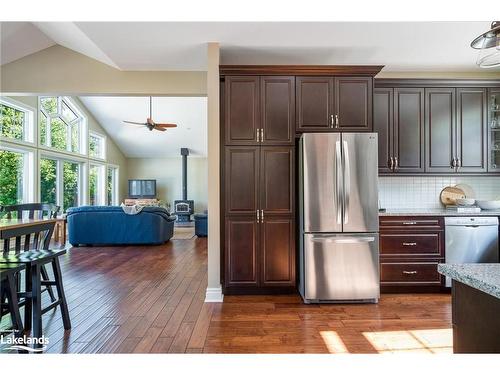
[470,21,500,68]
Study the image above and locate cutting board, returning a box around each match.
[440,186,466,206]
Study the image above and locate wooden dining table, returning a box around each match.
[0,218,57,245]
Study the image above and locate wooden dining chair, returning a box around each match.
[1,220,71,341]
[1,203,60,302]
[1,263,26,337]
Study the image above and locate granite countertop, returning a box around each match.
[438,264,500,299]
[379,208,500,217]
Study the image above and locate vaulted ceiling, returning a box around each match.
[2,21,498,72]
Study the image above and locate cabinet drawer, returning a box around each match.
[380,233,442,257]
[380,217,443,230]
[380,262,441,284]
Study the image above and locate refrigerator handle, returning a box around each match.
[311,236,376,243]
[335,140,342,225]
[342,140,350,225]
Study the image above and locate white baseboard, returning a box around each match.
[205,286,224,302]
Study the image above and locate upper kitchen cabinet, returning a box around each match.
[260,76,295,145]
[224,76,260,145]
[335,77,373,131]
[488,88,500,173]
[456,88,487,173]
[374,87,424,174]
[425,88,456,173]
[296,76,374,132]
[296,77,334,131]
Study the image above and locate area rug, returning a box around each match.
[172,226,196,240]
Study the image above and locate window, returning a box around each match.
[0,97,34,143]
[89,164,105,206]
[89,132,106,159]
[0,147,33,206]
[40,156,83,212]
[39,97,86,154]
[107,166,119,206]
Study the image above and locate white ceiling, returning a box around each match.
[2,21,499,72]
[79,96,207,158]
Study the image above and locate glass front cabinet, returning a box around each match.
[489,89,500,172]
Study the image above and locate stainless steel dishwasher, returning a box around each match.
[444,216,499,287]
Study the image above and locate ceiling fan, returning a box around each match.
[123,96,178,132]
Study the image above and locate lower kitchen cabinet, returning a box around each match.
[224,215,295,292]
[379,216,445,291]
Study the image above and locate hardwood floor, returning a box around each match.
[0,237,452,354]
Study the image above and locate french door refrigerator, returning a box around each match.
[299,133,380,303]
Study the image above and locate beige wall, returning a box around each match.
[3,95,129,202]
[126,157,208,212]
[0,45,207,95]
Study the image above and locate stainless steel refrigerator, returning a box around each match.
[298,133,380,303]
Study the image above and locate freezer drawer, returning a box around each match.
[302,233,380,302]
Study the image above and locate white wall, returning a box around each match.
[126,157,208,213]
[379,176,500,209]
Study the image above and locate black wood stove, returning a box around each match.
[174,148,194,222]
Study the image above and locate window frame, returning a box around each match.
[39,150,87,212]
[38,96,88,157]
[106,164,119,206]
[89,131,107,160]
[0,96,35,145]
[0,143,35,205]
[89,162,106,206]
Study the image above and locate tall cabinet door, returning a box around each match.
[456,88,487,173]
[373,88,394,173]
[224,76,260,145]
[260,217,295,287]
[261,76,295,145]
[425,88,456,173]
[296,77,334,131]
[335,77,373,131]
[225,216,259,287]
[260,147,294,215]
[394,88,425,173]
[224,147,259,215]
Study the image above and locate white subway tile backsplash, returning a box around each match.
[378,176,500,209]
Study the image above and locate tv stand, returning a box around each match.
[123,198,159,206]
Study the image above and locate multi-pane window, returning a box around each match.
[107,166,118,206]
[40,156,83,212]
[89,132,106,159]
[0,98,34,142]
[0,148,33,206]
[89,164,105,206]
[39,97,85,154]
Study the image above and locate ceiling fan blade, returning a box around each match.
[155,123,177,128]
[155,127,167,132]
[123,120,146,126]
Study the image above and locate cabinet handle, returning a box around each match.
[261,128,264,142]
[451,158,456,169]
[402,242,417,246]
[330,114,334,128]
[256,129,260,143]
[335,114,339,128]
[402,271,418,275]
[402,221,417,225]
[256,210,260,223]
[389,157,394,171]
[457,157,461,170]
[394,156,398,170]
[261,209,264,222]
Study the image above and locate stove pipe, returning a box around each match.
[181,148,189,200]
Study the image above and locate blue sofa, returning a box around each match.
[67,206,176,246]
[194,212,208,237]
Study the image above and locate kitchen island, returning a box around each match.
[438,264,500,353]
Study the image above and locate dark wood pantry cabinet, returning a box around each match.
[220,65,382,294]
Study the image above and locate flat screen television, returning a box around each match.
[128,179,156,198]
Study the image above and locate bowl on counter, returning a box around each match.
[456,198,476,206]
[476,200,500,210]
